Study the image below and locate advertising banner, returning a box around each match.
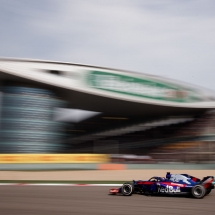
[0,154,110,163]
[86,71,202,103]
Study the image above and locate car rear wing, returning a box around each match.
[201,176,214,189]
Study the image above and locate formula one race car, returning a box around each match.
[110,172,214,199]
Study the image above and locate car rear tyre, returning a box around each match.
[191,185,206,199]
[121,182,133,196]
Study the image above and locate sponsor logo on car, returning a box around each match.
[158,185,181,193]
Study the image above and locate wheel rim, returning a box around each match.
[194,187,202,196]
[123,185,131,194]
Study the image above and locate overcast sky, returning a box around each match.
[1,0,215,91]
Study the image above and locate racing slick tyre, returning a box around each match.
[121,182,134,196]
[191,185,206,199]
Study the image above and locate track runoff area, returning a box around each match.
[0,186,215,215]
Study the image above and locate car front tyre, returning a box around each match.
[191,185,206,199]
[121,182,133,196]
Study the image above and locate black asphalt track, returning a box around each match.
[0,186,214,215]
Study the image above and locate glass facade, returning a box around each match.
[0,85,66,153]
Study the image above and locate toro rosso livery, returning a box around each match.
[110,172,214,199]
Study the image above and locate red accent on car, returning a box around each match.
[170,182,186,187]
[192,177,197,182]
[109,189,119,194]
[137,181,154,185]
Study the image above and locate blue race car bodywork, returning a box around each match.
[110,172,214,199]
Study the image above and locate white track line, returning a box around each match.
[0,183,121,186]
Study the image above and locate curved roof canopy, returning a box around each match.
[0,58,215,118]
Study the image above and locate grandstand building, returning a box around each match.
[0,58,215,162]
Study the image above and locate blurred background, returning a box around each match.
[0,58,215,167]
[0,0,215,168]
